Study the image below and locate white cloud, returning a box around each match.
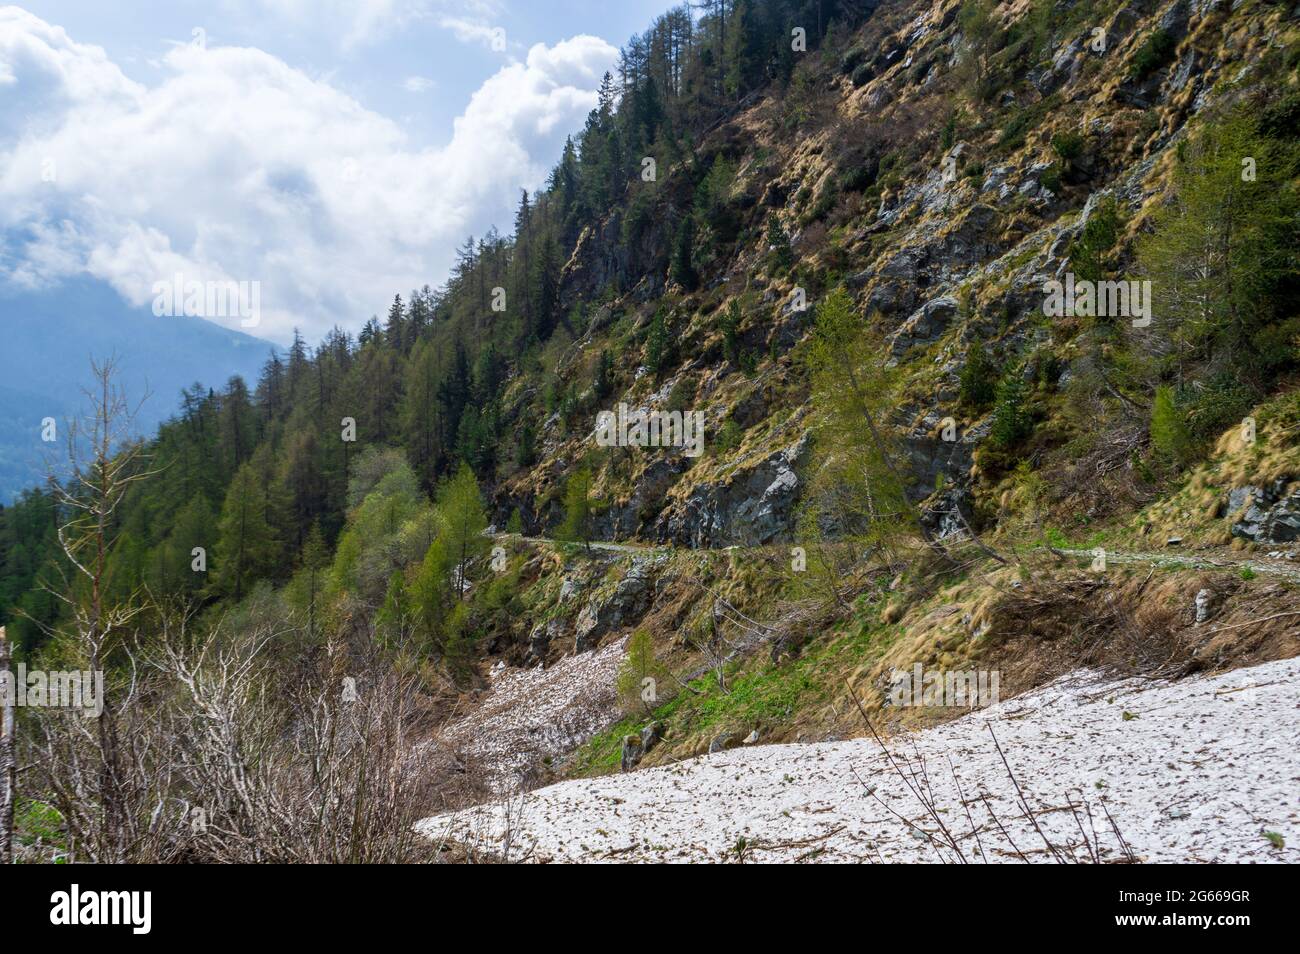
[402,75,435,92]
[240,0,504,52]
[237,0,424,51]
[438,15,507,51]
[0,8,618,344]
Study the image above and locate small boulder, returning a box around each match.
[640,722,661,752]
[620,735,643,772]
[1194,588,1214,625]
[708,733,739,754]
[621,722,662,772]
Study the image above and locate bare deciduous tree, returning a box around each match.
[34,357,157,860]
[1,626,15,865]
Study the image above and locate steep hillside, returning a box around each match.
[416,0,1300,837]
[4,0,1298,864]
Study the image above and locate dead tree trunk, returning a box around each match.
[0,626,15,865]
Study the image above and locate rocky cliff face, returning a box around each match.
[491,0,1296,554]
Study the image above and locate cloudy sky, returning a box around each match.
[0,0,667,344]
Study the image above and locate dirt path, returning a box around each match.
[495,530,1300,585]
[490,532,669,556]
[1055,546,1300,583]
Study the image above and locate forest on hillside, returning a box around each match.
[0,0,873,659]
[1,0,1297,865]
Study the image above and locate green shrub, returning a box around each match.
[1129,29,1177,81]
[802,186,837,225]
[840,46,867,74]
[713,418,742,455]
[1183,373,1258,444]
[1259,91,1300,141]
[989,367,1032,449]
[839,160,878,193]
[1050,131,1085,163]
[996,99,1055,152]
[1255,316,1300,371]
[959,341,998,410]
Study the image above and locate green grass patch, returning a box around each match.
[566,608,898,780]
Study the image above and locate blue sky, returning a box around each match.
[0,1,670,343]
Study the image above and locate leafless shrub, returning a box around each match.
[30,606,444,863]
[848,684,1135,864]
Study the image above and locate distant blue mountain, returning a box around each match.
[0,277,276,503]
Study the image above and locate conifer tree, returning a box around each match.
[409,536,453,650]
[1137,112,1297,373]
[1150,385,1193,466]
[766,213,794,273]
[436,464,488,600]
[557,467,597,551]
[644,307,673,376]
[215,462,279,600]
[670,216,699,291]
[616,629,667,715]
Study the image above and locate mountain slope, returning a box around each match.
[0,276,274,501]
[4,0,1300,864]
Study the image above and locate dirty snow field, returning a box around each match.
[418,657,1300,862]
[429,635,628,793]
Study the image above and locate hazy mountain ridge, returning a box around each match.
[0,276,274,501]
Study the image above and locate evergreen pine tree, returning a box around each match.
[557,468,596,551]
[670,216,699,291]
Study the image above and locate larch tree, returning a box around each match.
[804,288,953,563]
[436,464,488,601]
[557,467,597,552]
[215,462,279,600]
[1137,110,1298,378]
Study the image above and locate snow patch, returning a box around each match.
[418,656,1300,862]
[426,635,629,793]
